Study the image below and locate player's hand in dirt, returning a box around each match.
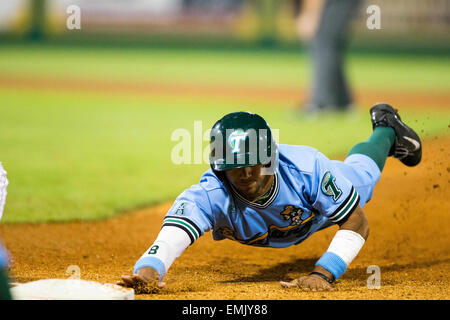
[117,266,166,294]
[280,274,335,292]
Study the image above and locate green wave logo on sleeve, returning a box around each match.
[321,171,342,202]
[174,202,186,215]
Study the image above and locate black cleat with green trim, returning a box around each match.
[370,103,422,167]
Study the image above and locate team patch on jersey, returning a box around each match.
[280,205,313,226]
[174,202,186,215]
[321,171,342,201]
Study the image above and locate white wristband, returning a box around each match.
[326,229,365,265]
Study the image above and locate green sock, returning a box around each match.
[347,127,396,172]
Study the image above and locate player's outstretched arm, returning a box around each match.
[281,205,369,291]
[117,225,192,294]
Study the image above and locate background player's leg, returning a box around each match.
[347,126,395,172]
[309,0,362,111]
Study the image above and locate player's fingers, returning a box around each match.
[116,281,127,287]
[121,275,139,288]
[312,281,334,292]
[300,285,311,292]
[135,274,160,287]
[121,274,164,293]
[280,279,298,288]
[313,277,334,291]
[296,278,315,291]
[311,279,322,291]
[120,275,132,284]
[121,274,133,281]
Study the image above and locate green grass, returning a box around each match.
[0,44,449,223]
[1,44,450,92]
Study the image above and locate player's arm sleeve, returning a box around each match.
[309,152,360,224]
[133,184,214,280]
[133,226,192,281]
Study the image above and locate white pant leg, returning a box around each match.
[332,154,381,207]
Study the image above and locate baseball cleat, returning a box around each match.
[370,103,422,166]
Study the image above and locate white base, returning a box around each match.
[10,279,135,300]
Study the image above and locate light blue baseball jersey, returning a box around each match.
[162,144,380,249]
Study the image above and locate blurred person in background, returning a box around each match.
[0,163,12,300]
[182,0,244,14]
[295,0,362,116]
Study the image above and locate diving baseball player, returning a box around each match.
[118,103,422,292]
[0,162,12,299]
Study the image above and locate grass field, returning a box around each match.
[0,44,449,223]
[1,45,450,91]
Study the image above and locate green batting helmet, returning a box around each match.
[209,111,278,174]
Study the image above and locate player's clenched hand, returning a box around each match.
[280,274,334,292]
[117,266,166,294]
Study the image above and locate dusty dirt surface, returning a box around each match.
[1,135,449,300]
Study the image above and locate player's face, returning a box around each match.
[224,165,274,201]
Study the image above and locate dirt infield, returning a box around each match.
[1,136,449,300]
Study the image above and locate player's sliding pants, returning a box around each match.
[332,126,395,208]
[332,154,380,208]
